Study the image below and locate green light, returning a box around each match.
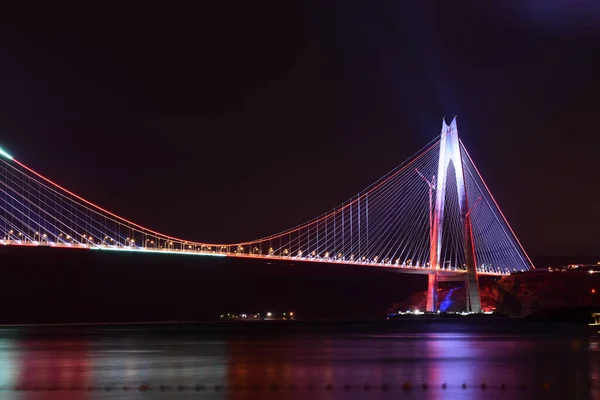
[90,246,226,257]
[0,147,13,160]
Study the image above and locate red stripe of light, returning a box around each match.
[12,158,204,246]
[11,139,439,248]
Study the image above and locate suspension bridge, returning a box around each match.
[0,117,533,313]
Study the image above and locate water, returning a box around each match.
[0,320,598,399]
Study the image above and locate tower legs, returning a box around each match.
[463,212,482,313]
[426,273,438,312]
[427,272,481,313]
[465,270,481,313]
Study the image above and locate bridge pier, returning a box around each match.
[426,273,438,312]
[425,117,482,314]
[465,269,482,313]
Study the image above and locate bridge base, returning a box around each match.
[426,272,482,313]
[425,273,438,312]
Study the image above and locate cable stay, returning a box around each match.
[0,127,533,276]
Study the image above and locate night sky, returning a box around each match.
[0,2,599,258]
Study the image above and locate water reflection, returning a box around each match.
[10,337,91,400]
[0,325,593,399]
[0,338,17,389]
[589,334,600,400]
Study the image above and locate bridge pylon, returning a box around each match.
[426,117,481,313]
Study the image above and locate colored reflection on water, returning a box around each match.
[0,323,595,399]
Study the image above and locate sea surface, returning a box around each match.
[0,319,597,399]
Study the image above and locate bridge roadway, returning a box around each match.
[0,240,508,277]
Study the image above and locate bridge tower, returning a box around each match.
[426,117,481,313]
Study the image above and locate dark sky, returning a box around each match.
[0,1,599,258]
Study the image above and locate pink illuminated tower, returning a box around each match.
[426,117,481,313]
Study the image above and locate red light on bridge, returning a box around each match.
[592,289,596,294]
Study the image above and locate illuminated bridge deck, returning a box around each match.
[0,240,509,277]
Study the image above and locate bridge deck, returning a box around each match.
[0,240,508,277]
